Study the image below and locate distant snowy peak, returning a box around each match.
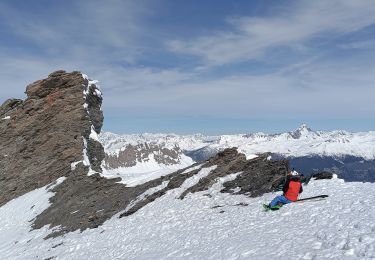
[289,123,314,139]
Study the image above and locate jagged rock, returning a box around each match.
[104,143,182,169]
[312,171,334,180]
[0,99,23,117]
[0,70,103,206]
[179,148,288,198]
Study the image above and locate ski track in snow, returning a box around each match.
[1,176,375,259]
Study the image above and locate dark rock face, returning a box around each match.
[104,143,182,169]
[311,171,333,180]
[0,99,23,116]
[180,149,288,198]
[0,70,103,206]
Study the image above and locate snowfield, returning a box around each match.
[1,175,375,259]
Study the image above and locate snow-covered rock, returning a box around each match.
[2,172,375,259]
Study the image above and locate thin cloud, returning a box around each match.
[168,0,375,66]
[338,39,375,49]
[0,0,151,63]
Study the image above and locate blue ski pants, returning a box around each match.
[269,195,292,208]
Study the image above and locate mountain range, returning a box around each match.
[99,124,375,184]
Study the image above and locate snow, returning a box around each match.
[180,163,204,174]
[70,127,99,172]
[2,175,375,259]
[82,137,97,176]
[81,73,89,81]
[82,138,90,167]
[124,180,170,212]
[94,89,102,98]
[101,153,195,186]
[70,161,81,171]
[89,126,99,142]
[82,73,101,93]
[243,153,258,160]
[178,165,217,192]
[81,73,101,114]
[0,177,66,259]
[1,116,10,120]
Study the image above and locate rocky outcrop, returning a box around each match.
[311,171,334,180]
[120,148,288,217]
[103,143,182,169]
[0,70,104,206]
[194,149,288,198]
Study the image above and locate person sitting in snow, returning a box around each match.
[265,169,303,210]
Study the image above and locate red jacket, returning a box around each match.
[283,176,303,201]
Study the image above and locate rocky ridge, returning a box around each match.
[103,143,182,169]
[0,70,104,206]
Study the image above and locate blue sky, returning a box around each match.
[0,0,375,134]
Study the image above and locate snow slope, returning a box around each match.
[2,175,375,259]
[0,177,66,259]
[101,153,194,186]
[100,124,375,160]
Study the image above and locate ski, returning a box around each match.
[295,195,328,202]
